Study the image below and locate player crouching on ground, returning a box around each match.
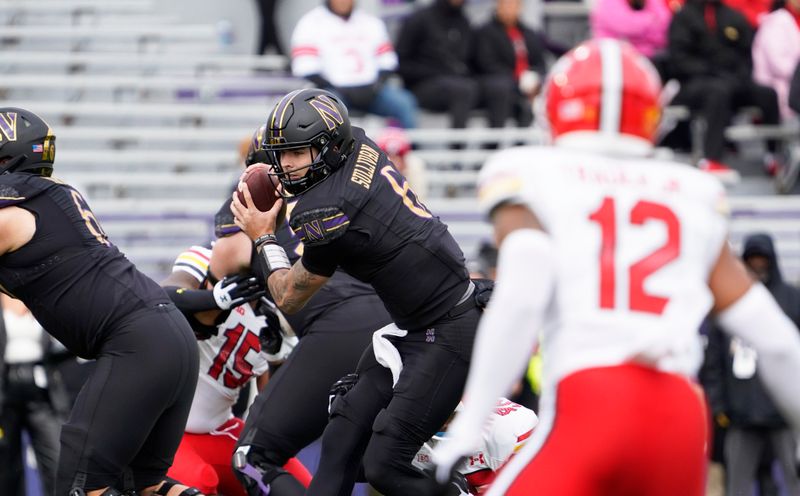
[161,244,308,495]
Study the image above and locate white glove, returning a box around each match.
[212,273,264,310]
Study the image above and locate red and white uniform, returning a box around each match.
[434,38,800,496]
[414,399,538,494]
[290,6,398,88]
[484,147,727,387]
[473,147,724,496]
[166,246,310,495]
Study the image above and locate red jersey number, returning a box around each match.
[208,323,262,389]
[589,197,680,315]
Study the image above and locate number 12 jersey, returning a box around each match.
[478,146,730,387]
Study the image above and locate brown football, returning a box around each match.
[237,163,281,212]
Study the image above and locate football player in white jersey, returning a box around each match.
[414,398,537,494]
[161,246,309,496]
[432,39,800,495]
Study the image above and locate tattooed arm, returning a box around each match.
[267,262,329,314]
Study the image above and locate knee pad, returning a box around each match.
[363,409,405,483]
[371,408,403,439]
[232,445,289,496]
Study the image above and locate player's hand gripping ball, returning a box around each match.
[237,163,281,212]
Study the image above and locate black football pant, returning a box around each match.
[236,295,389,496]
[308,299,480,496]
[56,304,198,495]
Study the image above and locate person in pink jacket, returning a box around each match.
[590,0,673,58]
[753,0,800,120]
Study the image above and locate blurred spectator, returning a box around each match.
[0,294,66,496]
[396,0,479,129]
[722,0,772,27]
[254,0,284,55]
[474,0,549,128]
[290,0,418,128]
[663,0,685,12]
[375,127,428,201]
[591,0,673,58]
[791,61,800,114]
[467,240,498,280]
[702,233,800,496]
[668,0,782,180]
[752,0,800,120]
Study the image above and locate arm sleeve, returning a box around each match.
[163,286,218,313]
[444,229,555,449]
[717,283,800,431]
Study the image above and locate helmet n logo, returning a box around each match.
[42,131,55,161]
[0,112,18,142]
[309,96,344,131]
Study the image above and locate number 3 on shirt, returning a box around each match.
[589,197,680,315]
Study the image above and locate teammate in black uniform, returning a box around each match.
[210,125,392,496]
[230,89,480,495]
[0,108,200,496]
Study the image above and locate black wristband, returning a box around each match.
[254,233,278,250]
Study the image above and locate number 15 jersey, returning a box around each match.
[478,146,730,387]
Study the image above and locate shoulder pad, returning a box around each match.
[172,245,212,283]
[289,206,350,246]
[0,174,49,208]
[214,198,241,238]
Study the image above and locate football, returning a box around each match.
[238,163,281,212]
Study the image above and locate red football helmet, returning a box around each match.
[544,39,662,151]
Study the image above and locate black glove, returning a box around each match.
[256,298,283,355]
[472,279,495,310]
[212,273,266,310]
[328,373,359,417]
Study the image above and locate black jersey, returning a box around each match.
[289,127,469,330]
[0,173,170,358]
[215,197,383,337]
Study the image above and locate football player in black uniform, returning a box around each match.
[0,108,200,496]
[230,89,480,495]
[212,125,392,496]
